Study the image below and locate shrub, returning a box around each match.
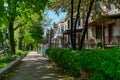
[15,50,27,57]
[0,54,13,69]
[0,50,28,69]
[46,48,120,79]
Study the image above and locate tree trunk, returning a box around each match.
[18,36,24,50]
[18,26,24,50]
[9,17,15,54]
[78,0,95,50]
[18,39,22,50]
[49,28,52,48]
[73,0,81,50]
[70,0,74,49]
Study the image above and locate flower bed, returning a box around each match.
[46,48,120,79]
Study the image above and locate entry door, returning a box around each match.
[108,24,113,44]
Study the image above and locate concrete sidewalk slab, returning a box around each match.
[5,51,65,80]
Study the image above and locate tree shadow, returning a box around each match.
[2,53,65,80]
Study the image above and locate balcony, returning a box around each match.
[63,29,83,35]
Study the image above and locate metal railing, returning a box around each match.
[50,42,119,49]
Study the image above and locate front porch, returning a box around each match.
[86,14,120,49]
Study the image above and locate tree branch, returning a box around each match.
[14,24,22,31]
[73,0,81,50]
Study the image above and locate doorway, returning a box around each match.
[108,24,113,44]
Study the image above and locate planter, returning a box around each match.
[0,58,22,79]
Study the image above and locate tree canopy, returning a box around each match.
[49,0,120,50]
[49,0,120,19]
[0,0,49,53]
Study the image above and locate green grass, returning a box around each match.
[0,54,13,69]
[0,50,28,69]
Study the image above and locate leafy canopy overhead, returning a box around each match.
[0,0,49,26]
[49,0,120,19]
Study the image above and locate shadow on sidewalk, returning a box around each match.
[1,52,65,80]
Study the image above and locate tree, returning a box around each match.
[0,0,49,54]
[49,0,89,49]
[49,0,119,50]
[14,12,44,50]
[70,0,74,49]
[73,0,81,50]
[49,0,79,49]
[22,29,35,50]
[30,23,44,50]
[78,0,95,50]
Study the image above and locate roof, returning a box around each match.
[104,13,120,19]
[89,13,120,26]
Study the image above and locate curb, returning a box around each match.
[0,58,22,79]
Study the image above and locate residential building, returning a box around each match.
[52,14,84,48]
[63,16,83,48]
[86,7,120,48]
[52,20,67,47]
[50,2,120,49]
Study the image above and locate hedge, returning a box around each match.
[46,48,120,80]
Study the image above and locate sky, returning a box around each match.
[43,10,67,36]
[47,10,67,24]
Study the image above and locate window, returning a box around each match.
[68,20,70,29]
[61,26,64,33]
[110,4,115,10]
[59,28,60,33]
[73,18,76,27]
[64,25,66,30]
[96,26,102,39]
[78,18,80,26]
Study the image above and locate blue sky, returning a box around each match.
[46,10,66,24]
[47,10,67,24]
[43,10,67,36]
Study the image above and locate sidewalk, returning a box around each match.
[6,51,65,80]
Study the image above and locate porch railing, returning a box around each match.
[50,42,119,49]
